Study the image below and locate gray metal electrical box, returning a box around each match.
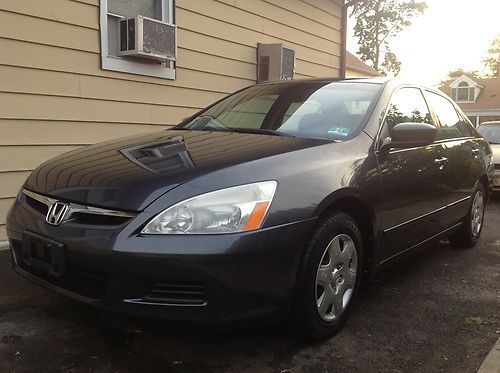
[257,43,295,83]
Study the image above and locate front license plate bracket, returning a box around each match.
[22,231,66,277]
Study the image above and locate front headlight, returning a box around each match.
[141,181,277,234]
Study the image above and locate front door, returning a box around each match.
[375,87,449,263]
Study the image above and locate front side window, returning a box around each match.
[384,87,433,132]
[100,0,175,79]
[178,82,382,141]
[426,92,474,140]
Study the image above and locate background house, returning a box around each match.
[345,51,380,77]
[440,74,500,126]
[0,0,346,241]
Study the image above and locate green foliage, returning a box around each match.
[350,0,425,76]
[444,68,481,81]
[382,51,401,76]
[438,69,484,89]
[440,36,499,84]
[482,35,500,77]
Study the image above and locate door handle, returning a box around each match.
[434,157,448,170]
[434,157,448,164]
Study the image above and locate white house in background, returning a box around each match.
[449,75,482,103]
[440,74,500,126]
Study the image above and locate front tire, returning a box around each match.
[449,183,485,248]
[291,213,363,340]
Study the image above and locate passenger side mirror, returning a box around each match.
[382,122,436,151]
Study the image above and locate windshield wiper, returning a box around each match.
[228,128,292,137]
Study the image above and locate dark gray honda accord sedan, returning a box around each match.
[6,78,494,339]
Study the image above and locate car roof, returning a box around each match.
[257,77,443,91]
[257,77,389,86]
[478,121,500,126]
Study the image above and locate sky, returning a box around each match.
[347,0,500,86]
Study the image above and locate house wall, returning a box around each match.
[0,0,344,240]
[346,68,368,78]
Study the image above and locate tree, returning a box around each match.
[349,0,426,76]
[482,35,500,77]
[437,68,480,89]
[439,36,499,83]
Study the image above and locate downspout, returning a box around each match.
[340,1,348,79]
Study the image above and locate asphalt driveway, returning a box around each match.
[1,197,499,373]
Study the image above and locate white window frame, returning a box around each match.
[453,82,475,103]
[449,75,481,104]
[99,0,175,79]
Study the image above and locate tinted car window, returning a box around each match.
[217,94,278,129]
[180,82,382,141]
[384,87,433,131]
[477,124,500,144]
[426,92,474,140]
[279,100,321,131]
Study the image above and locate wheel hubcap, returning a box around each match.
[471,191,484,237]
[315,234,358,322]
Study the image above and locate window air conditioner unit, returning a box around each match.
[257,43,295,83]
[119,15,177,62]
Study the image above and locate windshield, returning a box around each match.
[177,82,382,141]
[477,124,500,144]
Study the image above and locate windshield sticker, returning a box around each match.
[327,126,350,137]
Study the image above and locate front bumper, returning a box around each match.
[6,195,315,324]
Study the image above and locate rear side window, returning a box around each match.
[385,87,433,131]
[426,92,474,140]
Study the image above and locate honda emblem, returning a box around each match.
[46,202,69,226]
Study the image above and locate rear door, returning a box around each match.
[375,87,449,263]
[424,91,483,227]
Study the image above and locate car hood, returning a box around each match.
[25,129,328,211]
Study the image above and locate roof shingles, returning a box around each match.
[346,52,380,77]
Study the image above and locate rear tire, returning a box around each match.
[290,212,363,340]
[449,183,485,248]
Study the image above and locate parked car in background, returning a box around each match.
[6,78,494,340]
[477,121,500,191]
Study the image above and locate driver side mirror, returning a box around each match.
[381,122,436,151]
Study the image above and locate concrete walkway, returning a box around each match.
[478,337,500,373]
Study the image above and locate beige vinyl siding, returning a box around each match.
[0,120,165,145]
[0,199,14,225]
[0,0,343,240]
[1,172,32,197]
[346,68,369,78]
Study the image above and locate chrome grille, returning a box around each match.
[23,189,135,227]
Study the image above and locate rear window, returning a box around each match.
[179,82,382,141]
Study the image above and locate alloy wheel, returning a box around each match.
[315,234,358,322]
[471,190,484,237]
